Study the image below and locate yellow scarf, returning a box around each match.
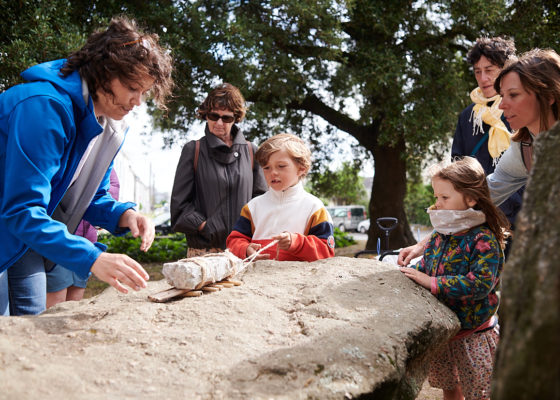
[470,87,511,161]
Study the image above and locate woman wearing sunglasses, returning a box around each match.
[171,83,267,257]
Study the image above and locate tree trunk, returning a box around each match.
[366,139,415,251]
[491,124,560,399]
[289,95,416,250]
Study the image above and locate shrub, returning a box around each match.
[333,228,356,248]
[98,233,187,263]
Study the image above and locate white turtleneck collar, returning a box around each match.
[268,181,305,202]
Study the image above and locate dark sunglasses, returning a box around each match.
[207,112,235,123]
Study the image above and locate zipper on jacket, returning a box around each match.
[224,159,233,231]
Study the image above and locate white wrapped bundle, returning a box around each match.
[162,250,244,290]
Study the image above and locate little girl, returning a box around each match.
[400,156,509,400]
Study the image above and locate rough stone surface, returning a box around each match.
[492,123,560,399]
[0,257,459,400]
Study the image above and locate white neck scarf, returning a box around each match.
[428,208,486,235]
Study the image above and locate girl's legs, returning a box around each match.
[443,386,464,400]
[46,288,68,308]
[46,263,87,308]
[46,286,85,308]
[66,286,86,301]
[7,250,46,315]
[451,327,499,400]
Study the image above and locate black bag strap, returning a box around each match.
[194,140,200,173]
[470,132,489,156]
[520,137,533,172]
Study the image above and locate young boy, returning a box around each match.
[226,134,335,261]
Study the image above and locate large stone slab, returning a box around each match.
[0,257,459,399]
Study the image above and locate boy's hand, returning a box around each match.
[399,267,431,290]
[272,232,292,250]
[246,243,270,260]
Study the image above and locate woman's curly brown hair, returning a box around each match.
[60,16,174,110]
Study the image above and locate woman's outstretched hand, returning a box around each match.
[91,252,149,294]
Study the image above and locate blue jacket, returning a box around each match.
[0,60,133,278]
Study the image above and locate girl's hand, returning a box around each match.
[271,232,292,250]
[399,267,431,290]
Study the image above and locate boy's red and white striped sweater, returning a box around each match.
[226,182,335,261]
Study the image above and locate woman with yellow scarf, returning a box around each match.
[451,37,522,259]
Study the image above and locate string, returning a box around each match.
[242,240,279,265]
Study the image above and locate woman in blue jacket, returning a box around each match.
[0,17,174,315]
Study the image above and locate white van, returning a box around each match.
[326,205,367,232]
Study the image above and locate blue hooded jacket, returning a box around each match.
[0,60,134,277]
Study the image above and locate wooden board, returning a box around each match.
[148,279,243,303]
[148,287,192,303]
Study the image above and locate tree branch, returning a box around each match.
[287,94,379,144]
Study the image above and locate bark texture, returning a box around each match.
[492,123,560,399]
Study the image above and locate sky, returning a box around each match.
[121,105,201,195]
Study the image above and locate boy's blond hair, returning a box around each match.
[256,134,311,178]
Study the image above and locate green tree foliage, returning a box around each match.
[0,0,85,91]
[404,180,434,226]
[309,161,367,206]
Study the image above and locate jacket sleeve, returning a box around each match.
[82,164,135,235]
[226,205,254,259]
[1,97,102,277]
[432,231,502,301]
[487,143,529,206]
[250,142,268,197]
[410,232,437,273]
[170,141,206,234]
[411,256,427,273]
[286,207,335,261]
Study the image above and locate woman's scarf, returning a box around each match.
[428,207,486,235]
[470,87,511,163]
